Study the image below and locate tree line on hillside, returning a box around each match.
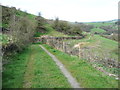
[51,18,119,42]
[51,18,94,36]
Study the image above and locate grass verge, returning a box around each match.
[2,47,29,88]
[43,44,118,88]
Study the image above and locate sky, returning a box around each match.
[0,0,119,22]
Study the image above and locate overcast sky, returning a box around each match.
[0,0,119,22]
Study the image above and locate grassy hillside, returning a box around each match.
[34,24,73,37]
[65,33,118,59]
[85,20,117,29]
[1,5,38,58]
[80,20,118,43]
[1,5,36,28]
[59,33,118,74]
[34,23,86,37]
[43,44,118,88]
[85,21,118,40]
[64,34,118,55]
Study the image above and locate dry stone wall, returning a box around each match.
[34,36,119,72]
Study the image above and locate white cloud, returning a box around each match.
[0,0,119,22]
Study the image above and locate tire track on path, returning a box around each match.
[23,46,35,88]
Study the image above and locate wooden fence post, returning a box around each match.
[63,41,65,52]
[79,45,81,58]
[64,42,66,53]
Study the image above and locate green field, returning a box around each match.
[85,21,117,34]
[86,22,114,27]
[91,28,106,33]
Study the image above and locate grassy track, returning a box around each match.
[3,44,71,88]
[2,47,29,88]
[43,44,118,88]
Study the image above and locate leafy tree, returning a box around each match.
[69,24,82,35]
[58,21,70,32]
[8,14,36,51]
